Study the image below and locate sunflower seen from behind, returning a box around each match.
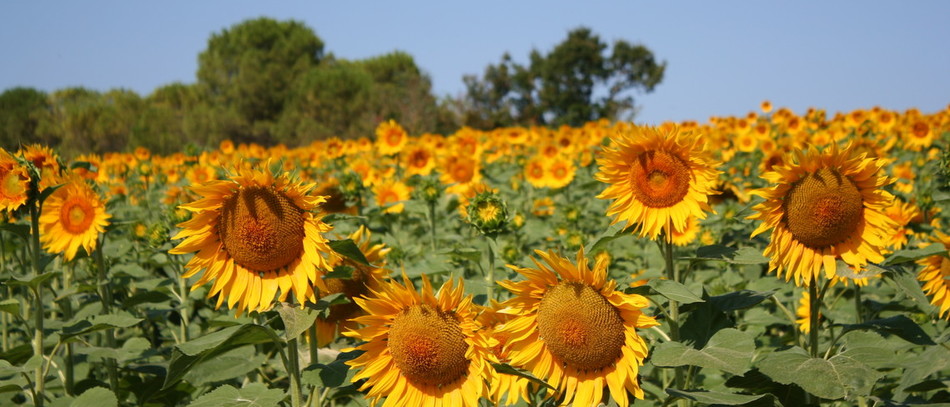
[170,168,334,315]
[596,125,720,241]
[39,177,110,261]
[748,144,896,286]
[344,275,493,407]
[498,249,658,406]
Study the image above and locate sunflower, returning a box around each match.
[372,179,411,214]
[403,144,435,176]
[916,232,950,319]
[546,157,576,189]
[20,144,62,190]
[748,144,897,286]
[596,125,720,241]
[0,148,30,213]
[375,119,408,156]
[523,157,548,189]
[344,275,494,407]
[169,168,334,315]
[313,226,391,347]
[670,215,701,246]
[478,300,533,406]
[498,249,658,407]
[39,177,110,261]
[795,290,819,333]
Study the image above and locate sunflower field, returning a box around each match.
[1,104,949,407]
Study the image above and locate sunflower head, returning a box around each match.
[749,144,897,286]
[916,232,950,319]
[596,125,721,241]
[0,148,31,213]
[39,177,111,261]
[170,168,334,315]
[344,275,493,407]
[498,249,658,406]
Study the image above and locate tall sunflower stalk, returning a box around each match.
[465,190,508,301]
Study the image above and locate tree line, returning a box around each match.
[0,18,665,156]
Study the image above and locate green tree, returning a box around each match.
[134,83,202,154]
[461,27,665,128]
[197,17,325,144]
[0,87,51,150]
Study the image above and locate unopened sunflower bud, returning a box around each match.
[467,191,508,237]
[148,223,170,248]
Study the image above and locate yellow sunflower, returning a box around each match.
[795,290,819,333]
[916,232,950,319]
[0,148,30,213]
[344,275,494,407]
[596,125,720,241]
[748,144,897,286]
[39,177,110,261]
[478,300,533,406]
[169,168,334,315]
[20,144,62,190]
[372,179,411,214]
[375,119,408,156]
[498,249,658,407]
[313,226,391,347]
[546,157,576,189]
[523,157,548,189]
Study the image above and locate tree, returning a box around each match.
[197,17,325,144]
[0,87,51,150]
[461,27,666,128]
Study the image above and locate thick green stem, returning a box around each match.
[662,239,686,405]
[428,201,437,251]
[485,238,496,301]
[62,264,75,395]
[94,241,119,392]
[288,337,302,407]
[853,285,863,324]
[809,280,820,358]
[177,266,190,343]
[29,201,45,407]
[307,324,320,407]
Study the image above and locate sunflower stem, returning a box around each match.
[307,324,320,407]
[662,238,687,405]
[485,237,496,301]
[853,284,863,324]
[94,239,119,392]
[29,200,45,407]
[428,200,437,251]
[288,336,303,407]
[808,278,820,359]
[176,260,190,343]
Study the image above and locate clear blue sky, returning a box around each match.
[2,1,948,125]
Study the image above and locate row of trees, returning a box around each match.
[0,18,665,156]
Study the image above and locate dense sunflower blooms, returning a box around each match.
[748,144,897,286]
[20,144,62,190]
[498,249,658,407]
[916,232,950,319]
[313,226,391,347]
[0,149,30,212]
[344,275,494,407]
[170,168,334,315]
[596,125,721,241]
[39,177,110,261]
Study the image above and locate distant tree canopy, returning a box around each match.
[460,27,666,128]
[0,21,665,155]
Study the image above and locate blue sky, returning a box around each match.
[1,1,948,125]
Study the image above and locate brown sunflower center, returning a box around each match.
[784,168,863,248]
[218,186,305,272]
[388,304,470,386]
[537,282,626,371]
[630,150,692,208]
[321,269,366,323]
[60,197,94,234]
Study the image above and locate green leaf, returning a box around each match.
[585,223,631,254]
[838,315,935,345]
[681,295,734,348]
[0,223,31,241]
[77,337,150,363]
[708,290,774,311]
[7,271,59,290]
[883,244,947,265]
[0,299,20,317]
[164,324,283,389]
[884,267,934,308]
[70,387,117,407]
[691,245,769,264]
[323,265,356,279]
[730,247,771,265]
[184,347,265,387]
[666,389,780,406]
[278,303,318,341]
[303,351,360,388]
[651,328,755,375]
[650,280,704,305]
[328,239,371,267]
[60,313,143,340]
[491,363,555,390]
[187,383,284,407]
[309,292,350,319]
[836,331,897,369]
[0,360,26,376]
[758,347,882,399]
